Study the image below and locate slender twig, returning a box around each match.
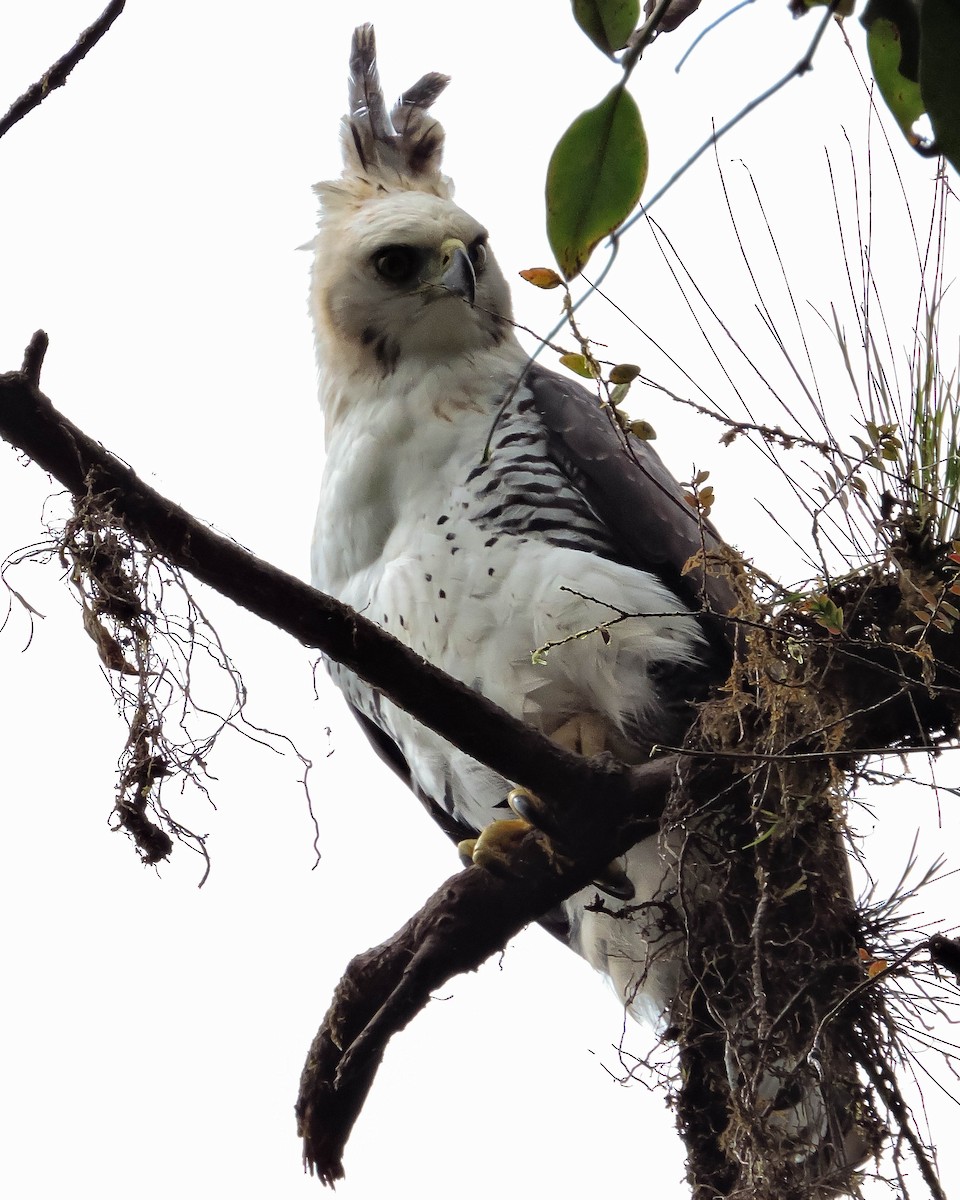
[0,2,126,141]
[622,0,677,78]
[640,376,832,453]
[859,1052,948,1200]
[619,1,840,238]
[675,0,756,73]
[535,5,839,373]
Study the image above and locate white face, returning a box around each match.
[313,190,514,368]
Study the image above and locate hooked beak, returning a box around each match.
[438,238,476,306]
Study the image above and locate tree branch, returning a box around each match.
[0,335,682,1182]
[295,755,678,1185]
[0,334,653,819]
[0,2,127,142]
[4,338,959,1195]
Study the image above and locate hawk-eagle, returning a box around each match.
[309,25,864,1184]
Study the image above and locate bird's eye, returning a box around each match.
[373,246,420,284]
[469,239,487,273]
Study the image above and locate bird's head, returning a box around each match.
[312,189,513,370]
[310,26,515,380]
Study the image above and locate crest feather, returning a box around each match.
[337,25,452,198]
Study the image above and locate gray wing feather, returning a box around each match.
[525,363,737,655]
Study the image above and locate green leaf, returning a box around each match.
[781,873,809,899]
[571,0,639,56]
[803,594,844,635]
[546,84,648,279]
[609,362,641,384]
[866,16,925,141]
[559,352,597,378]
[861,0,921,79]
[629,419,656,440]
[920,0,960,175]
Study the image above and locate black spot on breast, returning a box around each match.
[488,567,495,576]
[451,547,460,555]
[445,532,455,541]
[425,573,432,582]
[484,536,499,547]
[438,589,446,599]
[437,515,449,525]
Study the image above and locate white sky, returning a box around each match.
[1,3,958,1198]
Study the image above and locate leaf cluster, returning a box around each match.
[545,1,960,282]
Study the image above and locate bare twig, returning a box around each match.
[0,2,126,141]
[619,2,841,239]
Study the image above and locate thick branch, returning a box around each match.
[0,341,686,1184]
[295,756,678,1184]
[0,340,685,1185]
[0,338,654,818]
[0,2,127,141]
[4,340,956,1196]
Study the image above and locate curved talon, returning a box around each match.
[506,786,566,841]
[592,859,636,901]
[457,837,478,867]
[507,787,634,897]
[507,786,539,824]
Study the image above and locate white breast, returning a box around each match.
[312,346,706,1036]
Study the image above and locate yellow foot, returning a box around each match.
[456,820,561,878]
[459,716,631,890]
[507,778,635,901]
[549,712,609,757]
